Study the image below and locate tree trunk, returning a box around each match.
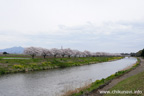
[68,55,71,58]
[62,55,64,58]
[32,55,35,59]
[43,55,46,59]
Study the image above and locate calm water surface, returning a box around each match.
[0,57,137,96]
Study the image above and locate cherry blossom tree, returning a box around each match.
[24,47,41,59]
[50,48,60,58]
[65,48,73,58]
[24,46,122,59]
[72,49,81,57]
[95,52,102,57]
[60,49,67,58]
[83,50,92,57]
[40,48,52,59]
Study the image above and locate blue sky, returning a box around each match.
[0,0,144,53]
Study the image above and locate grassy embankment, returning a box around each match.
[105,61,144,96]
[0,56,123,75]
[65,58,140,96]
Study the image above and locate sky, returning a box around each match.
[0,0,144,53]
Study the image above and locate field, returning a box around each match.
[0,54,123,75]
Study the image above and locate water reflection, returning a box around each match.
[0,57,137,96]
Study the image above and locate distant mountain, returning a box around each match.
[0,46,24,54]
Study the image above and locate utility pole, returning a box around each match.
[61,46,63,50]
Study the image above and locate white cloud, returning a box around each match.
[0,0,144,52]
[0,21,144,52]
[0,0,144,33]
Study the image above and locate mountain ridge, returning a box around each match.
[0,46,24,54]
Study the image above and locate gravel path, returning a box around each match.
[89,58,144,96]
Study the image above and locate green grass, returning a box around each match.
[105,71,144,96]
[69,58,140,96]
[104,59,143,96]
[0,57,29,59]
[0,56,123,75]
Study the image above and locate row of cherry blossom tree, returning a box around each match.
[24,47,121,59]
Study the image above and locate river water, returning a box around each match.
[0,57,137,96]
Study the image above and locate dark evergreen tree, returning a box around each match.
[3,52,8,55]
[141,49,144,57]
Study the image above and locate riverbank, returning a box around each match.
[88,57,142,96]
[64,57,140,96]
[0,56,123,76]
[105,69,144,96]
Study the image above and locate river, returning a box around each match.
[0,57,137,96]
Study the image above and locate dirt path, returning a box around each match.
[88,58,144,96]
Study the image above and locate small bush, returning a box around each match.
[0,68,6,75]
[13,64,24,69]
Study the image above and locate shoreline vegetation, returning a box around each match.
[105,60,144,96]
[63,57,140,96]
[0,55,123,76]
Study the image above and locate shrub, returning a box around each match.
[13,65,24,69]
[0,68,6,75]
